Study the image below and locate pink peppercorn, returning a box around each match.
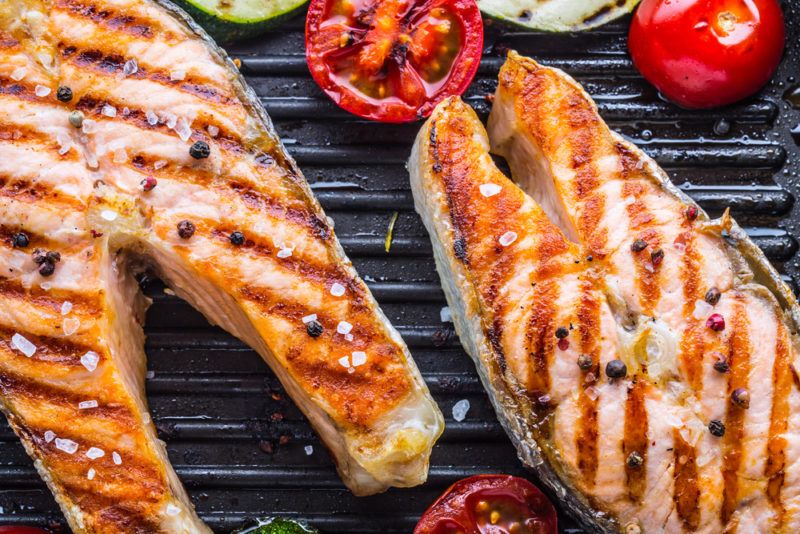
[706,313,725,331]
[557,338,570,351]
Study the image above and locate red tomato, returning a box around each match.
[414,475,557,534]
[305,0,483,122]
[0,528,49,534]
[628,0,785,109]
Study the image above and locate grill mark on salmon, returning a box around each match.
[524,280,558,394]
[673,428,700,530]
[623,181,661,315]
[623,377,648,502]
[0,78,51,103]
[0,278,102,315]
[0,327,102,367]
[766,318,792,527]
[679,232,705,391]
[721,296,751,525]
[55,0,158,38]
[0,176,86,209]
[575,281,600,488]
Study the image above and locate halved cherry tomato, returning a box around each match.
[414,475,557,534]
[0,527,50,533]
[629,0,785,109]
[305,0,483,123]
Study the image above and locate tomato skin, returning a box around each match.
[0,527,50,534]
[629,0,785,109]
[414,475,557,534]
[305,0,483,123]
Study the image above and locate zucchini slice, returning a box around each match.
[175,0,308,42]
[478,0,641,32]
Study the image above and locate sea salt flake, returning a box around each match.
[174,117,192,142]
[304,445,313,455]
[101,104,117,117]
[87,468,96,480]
[693,300,713,320]
[62,317,80,336]
[86,447,105,460]
[330,283,345,297]
[440,306,452,323]
[146,370,155,379]
[277,247,293,259]
[82,119,98,134]
[163,112,177,129]
[10,67,26,81]
[81,351,100,372]
[34,84,50,97]
[101,209,118,221]
[344,333,353,342]
[585,386,600,401]
[55,438,78,454]
[44,430,56,443]
[452,399,470,422]
[337,321,353,335]
[78,400,98,410]
[351,351,367,367]
[169,69,186,81]
[166,504,181,516]
[302,314,317,324]
[207,125,220,137]
[112,451,122,465]
[122,58,138,77]
[499,231,518,247]
[337,355,350,368]
[113,148,127,164]
[60,301,73,315]
[154,159,167,170]
[479,183,502,197]
[11,333,36,357]
[40,282,52,291]
[146,110,159,126]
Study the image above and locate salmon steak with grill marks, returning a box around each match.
[410,51,800,533]
[0,0,443,531]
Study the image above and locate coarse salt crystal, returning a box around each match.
[44,430,56,443]
[86,447,105,460]
[62,317,80,336]
[146,370,155,379]
[81,351,100,372]
[101,210,118,221]
[87,468,96,480]
[154,160,167,170]
[61,301,73,315]
[337,321,353,335]
[112,451,122,465]
[479,183,502,197]
[78,400,98,410]
[277,247,293,259]
[344,333,353,342]
[163,112,177,129]
[169,69,186,81]
[585,386,600,401]
[34,84,50,97]
[499,231,517,247]
[10,67,26,81]
[452,399,470,422]
[39,282,52,291]
[122,106,130,116]
[207,125,220,137]
[11,333,36,357]
[330,283,345,297]
[175,117,192,142]
[82,119,98,134]
[122,58,138,77]
[304,445,313,455]
[440,306,452,323]
[166,504,181,516]
[644,262,655,273]
[55,438,78,454]
[101,104,117,117]
[113,148,127,164]
[302,314,317,324]
[337,355,350,368]
[351,351,367,367]
[693,300,713,320]
[146,110,159,126]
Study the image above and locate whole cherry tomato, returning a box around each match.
[305,0,483,123]
[629,0,785,109]
[414,475,557,534]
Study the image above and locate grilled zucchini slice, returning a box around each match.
[175,0,308,42]
[478,0,641,32]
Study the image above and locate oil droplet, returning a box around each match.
[791,124,800,146]
[641,129,653,141]
[783,85,800,109]
[714,118,731,136]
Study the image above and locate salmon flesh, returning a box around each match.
[0,0,443,531]
[409,51,800,533]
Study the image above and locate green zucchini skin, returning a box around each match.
[235,517,320,534]
[174,0,308,43]
[478,0,641,32]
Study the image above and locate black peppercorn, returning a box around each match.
[555,326,569,339]
[713,357,730,374]
[189,140,210,159]
[705,287,721,306]
[56,86,73,102]
[45,251,61,264]
[11,232,29,248]
[229,231,245,246]
[306,320,324,338]
[650,248,664,266]
[577,354,593,371]
[32,249,48,264]
[606,359,627,379]
[731,388,750,409]
[626,451,644,469]
[708,419,726,437]
[177,220,195,239]
[631,239,648,252]
[38,262,55,277]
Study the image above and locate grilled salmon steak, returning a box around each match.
[410,51,800,533]
[0,0,443,530]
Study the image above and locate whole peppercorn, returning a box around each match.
[46,251,61,264]
[557,338,570,351]
[56,86,73,102]
[705,287,721,305]
[177,220,196,239]
[189,140,210,159]
[713,356,730,374]
[39,262,56,277]
[650,248,664,267]
[626,451,644,469]
[229,231,245,246]
[68,110,84,128]
[731,388,750,409]
[306,320,324,338]
[11,232,29,248]
[555,326,569,339]
[686,205,699,221]
[32,249,48,264]
[577,354,593,371]
[708,419,726,437]
[631,239,648,252]
[606,359,628,379]
[140,176,157,191]
[706,313,725,332]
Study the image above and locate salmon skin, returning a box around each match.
[410,51,800,533]
[0,0,443,531]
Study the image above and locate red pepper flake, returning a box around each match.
[686,205,699,221]
[706,313,725,331]
[141,176,157,191]
[557,338,570,351]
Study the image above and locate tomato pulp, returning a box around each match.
[414,475,557,534]
[629,0,785,109]
[305,0,483,122]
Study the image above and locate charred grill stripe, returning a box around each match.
[0,175,87,209]
[673,427,700,530]
[0,78,52,103]
[54,0,157,38]
[721,296,750,525]
[0,278,102,315]
[765,318,792,526]
[679,231,704,391]
[0,122,57,145]
[623,181,660,314]
[0,327,102,367]
[576,281,600,487]
[623,377,648,502]
[523,280,557,394]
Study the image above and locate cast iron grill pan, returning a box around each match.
[2,8,800,533]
